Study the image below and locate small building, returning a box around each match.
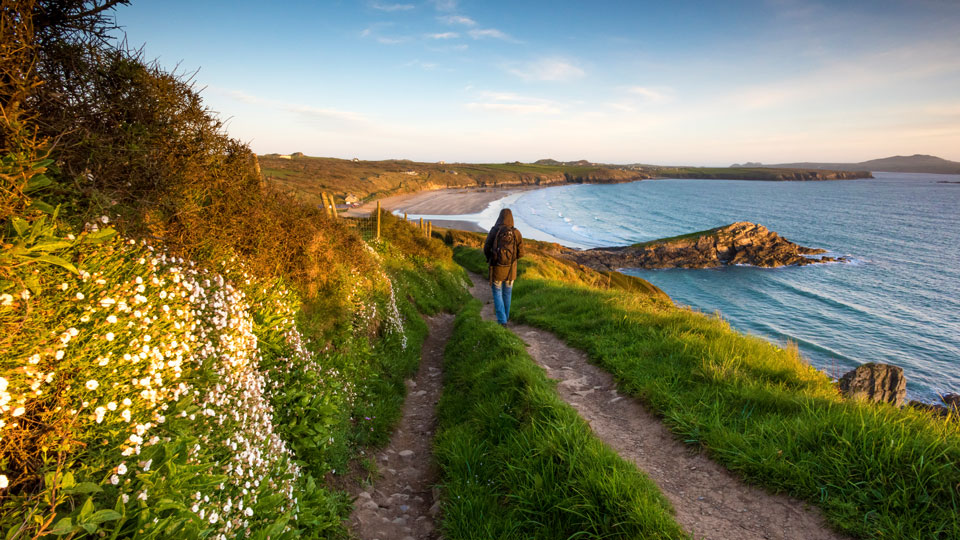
[353,158,360,162]
[344,193,360,204]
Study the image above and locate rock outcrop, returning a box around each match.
[838,363,906,407]
[566,222,845,271]
[943,393,960,410]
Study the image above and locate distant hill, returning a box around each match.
[535,158,594,166]
[733,154,960,175]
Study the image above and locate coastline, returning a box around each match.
[343,185,541,217]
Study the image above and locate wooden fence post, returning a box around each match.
[320,192,331,218]
[376,201,381,240]
[330,194,339,219]
[427,221,432,238]
[419,217,423,231]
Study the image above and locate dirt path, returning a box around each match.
[348,313,454,540]
[467,273,848,540]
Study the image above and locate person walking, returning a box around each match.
[483,208,524,326]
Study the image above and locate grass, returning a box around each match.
[454,246,960,539]
[434,299,687,539]
[630,226,722,248]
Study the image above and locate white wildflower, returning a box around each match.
[0,475,9,488]
[75,292,85,300]
[12,407,25,417]
[85,380,99,391]
[110,475,119,485]
[105,332,114,341]
[106,315,117,324]
[0,294,13,306]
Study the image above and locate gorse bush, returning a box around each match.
[1,1,468,538]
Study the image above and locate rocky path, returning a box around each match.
[467,273,848,540]
[348,313,454,540]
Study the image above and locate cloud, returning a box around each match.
[431,0,458,12]
[722,39,960,111]
[404,59,439,70]
[217,88,373,131]
[286,104,370,125]
[427,32,459,39]
[468,28,517,42]
[466,102,563,115]
[508,58,585,81]
[359,23,409,45]
[465,91,565,115]
[439,15,476,26]
[627,86,671,103]
[371,2,414,11]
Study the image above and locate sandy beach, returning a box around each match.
[343,186,536,218]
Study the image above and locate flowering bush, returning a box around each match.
[0,227,353,538]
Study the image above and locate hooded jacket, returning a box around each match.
[483,208,524,282]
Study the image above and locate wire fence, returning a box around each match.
[317,193,437,242]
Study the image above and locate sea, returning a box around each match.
[414,172,960,403]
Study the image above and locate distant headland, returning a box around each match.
[733,154,960,175]
[259,154,872,206]
[562,222,845,270]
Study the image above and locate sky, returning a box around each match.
[111,0,960,166]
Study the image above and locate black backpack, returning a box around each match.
[492,226,517,267]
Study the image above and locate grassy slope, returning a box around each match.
[630,226,722,248]
[435,299,687,539]
[454,247,960,539]
[260,156,645,205]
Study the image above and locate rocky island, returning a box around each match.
[565,222,846,271]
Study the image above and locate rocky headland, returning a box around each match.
[565,222,846,271]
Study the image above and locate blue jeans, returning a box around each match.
[491,280,513,325]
